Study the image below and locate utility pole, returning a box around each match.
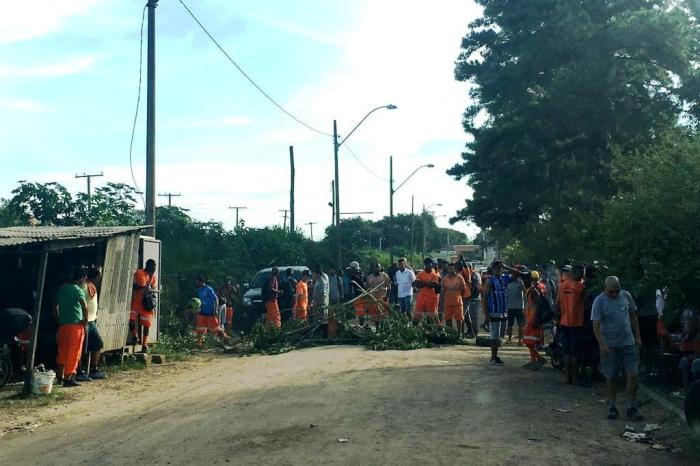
[410,195,415,265]
[229,206,247,228]
[330,180,335,226]
[389,155,394,264]
[333,120,341,269]
[158,192,181,207]
[144,0,158,237]
[75,172,103,213]
[307,221,317,241]
[289,146,295,233]
[280,209,289,231]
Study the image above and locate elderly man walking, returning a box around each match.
[592,276,643,421]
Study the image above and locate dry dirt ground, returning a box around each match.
[0,344,697,465]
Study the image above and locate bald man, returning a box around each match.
[591,276,642,421]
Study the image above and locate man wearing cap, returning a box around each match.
[482,260,517,366]
[347,261,367,323]
[413,258,441,324]
[394,258,416,317]
[592,276,643,421]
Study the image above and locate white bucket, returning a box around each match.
[31,370,56,395]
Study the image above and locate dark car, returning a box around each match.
[237,266,309,332]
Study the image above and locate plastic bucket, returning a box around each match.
[31,370,56,395]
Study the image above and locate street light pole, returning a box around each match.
[421,203,442,258]
[389,162,434,263]
[333,104,397,270]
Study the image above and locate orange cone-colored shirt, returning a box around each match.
[131,269,157,313]
[442,274,466,307]
[558,280,585,327]
[295,281,308,311]
[416,270,440,297]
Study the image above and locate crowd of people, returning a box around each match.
[44,253,699,424]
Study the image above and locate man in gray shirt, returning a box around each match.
[311,266,329,322]
[591,276,642,421]
[327,267,343,305]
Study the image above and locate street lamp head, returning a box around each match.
[386,104,398,110]
[427,164,435,168]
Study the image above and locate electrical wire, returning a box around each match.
[343,144,389,181]
[128,4,147,206]
[178,0,332,138]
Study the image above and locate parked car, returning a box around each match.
[237,266,309,332]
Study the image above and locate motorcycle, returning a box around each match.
[0,308,32,389]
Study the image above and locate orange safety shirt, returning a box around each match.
[416,270,440,297]
[559,280,585,327]
[442,274,466,307]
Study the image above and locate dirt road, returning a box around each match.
[0,344,696,465]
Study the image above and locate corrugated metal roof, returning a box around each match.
[0,226,144,248]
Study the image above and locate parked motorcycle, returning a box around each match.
[0,307,32,388]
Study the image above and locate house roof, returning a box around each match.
[0,226,144,248]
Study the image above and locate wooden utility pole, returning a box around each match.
[330,180,335,226]
[23,252,48,395]
[145,0,158,237]
[229,206,247,228]
[158,192,181,207]
[307,221,317,241]
[75,172,104,214]
[289,146,295,233]
[280,209,289,231]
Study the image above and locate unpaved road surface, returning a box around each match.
[1,344,697,465]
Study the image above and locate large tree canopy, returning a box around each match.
[450,0,700,234]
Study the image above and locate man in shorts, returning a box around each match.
[442,263,467,335]
[413,258,441,324]
[506,271,525,345]
[482,260,513,366]
[195,276,229,347]
[592,276,643,421]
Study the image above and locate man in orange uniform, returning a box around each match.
[442,263,467,335]
[53,267,88,387]
[413,258,441,324]
[294,270,309,320]
[264,268,281,328]
[365,263,392,328]
[556,265,587,385]
[129,259,157,349]
[523,271,547,369]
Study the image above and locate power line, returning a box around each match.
[128,4,147,207]
[178,0,332,138]
[343,143,389,181]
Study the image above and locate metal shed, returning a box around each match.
[0,226,148,392]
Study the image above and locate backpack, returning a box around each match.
[143,286,157,311]
[534,288,554,326]
[470,272,481,299]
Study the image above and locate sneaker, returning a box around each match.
[465,332,475,339]
[62,378,81,388]
[493,357,504,366]
[522,362,535,369]
[626,407,643,421]
[139,345,148,353]
[75,372,92,382]
[607,406,619,420]
[89,369,107,380]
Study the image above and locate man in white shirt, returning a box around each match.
[394,258,416,316]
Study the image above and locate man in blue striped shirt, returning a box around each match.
[482,260,516,366]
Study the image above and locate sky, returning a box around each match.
[0,0,482,240]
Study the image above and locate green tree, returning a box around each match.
[599,130,700,314]
[7,182,77,226]
[450,0,700,245]
[75,183,143,226]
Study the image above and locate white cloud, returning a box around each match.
[0,0,99,44]
[0,98,50,112]
[160,115,252,130]
[247,12,341,47]
[0,56,98,78]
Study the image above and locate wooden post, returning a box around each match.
[23,251,48,395]
[289,146,295,233]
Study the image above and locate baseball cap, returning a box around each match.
[349,261,360,270]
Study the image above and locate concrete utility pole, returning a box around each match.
[410,195,415,265]
[307,221,317,241]
[289,146,295,233]
[389,155,394,263]
[330,180,335,226]
[144,0,158,237]
[280,209,289,231]
[158,192,181,207]
[75,172,103,213]
[333,120,340,268]
[229,206,247,228]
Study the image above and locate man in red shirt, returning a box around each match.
[413,258,441,324]
[556,264,587,385]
